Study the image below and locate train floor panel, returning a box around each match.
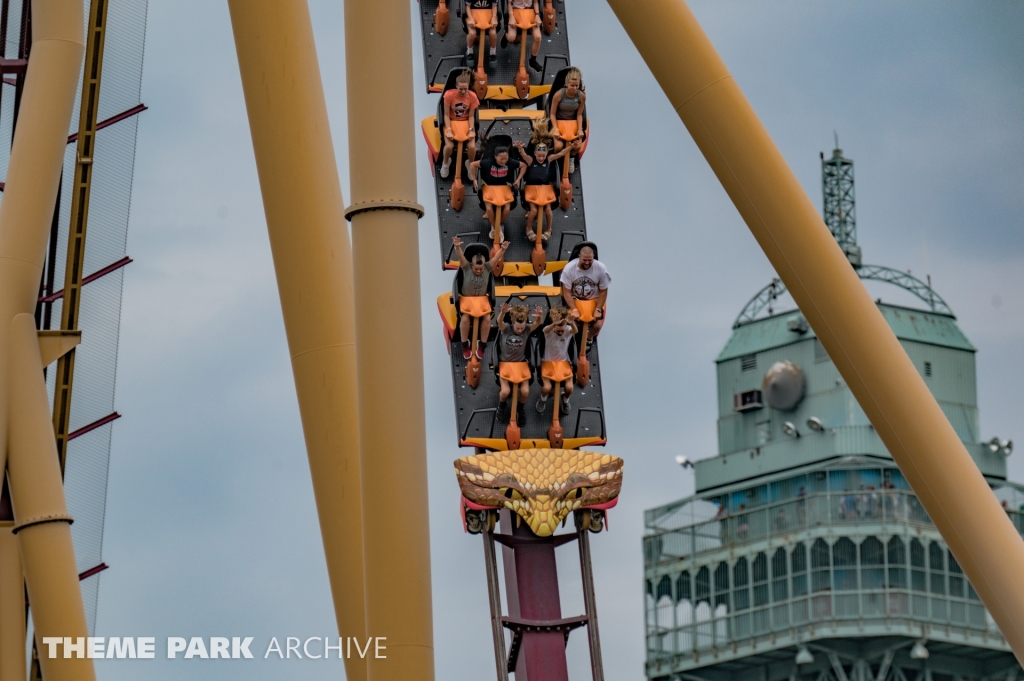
[418,0,572,93]
[446,289,607,449]
[433,124,588,272]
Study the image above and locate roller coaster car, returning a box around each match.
[436,285,607,451]
[451,243,497,388]
[418,0,570,96]
[546,67,590,210]
[425,107,590,278]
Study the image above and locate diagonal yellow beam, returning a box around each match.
[226,3,367,680]
[607,0,1024,664]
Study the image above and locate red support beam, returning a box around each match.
[78,563,109,581]
[67,103,147,144]
[67,412,121,442]
[39,256,132,303]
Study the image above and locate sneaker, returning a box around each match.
[516,404,526,425]
[476,341,485,360]
[466,51,476,68]
[560,395,570,415]
[529,56,542,72]
[500,34,509,49]
[462,341,472,360]
[536,395,547,413]
[568,157,575,174]
[440,159,451,179]
[488,51,498,67]
[498,399,509,421]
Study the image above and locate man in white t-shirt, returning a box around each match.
[560,242,610,338]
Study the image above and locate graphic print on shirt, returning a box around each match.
[452,101,472,119]
[571,275,601,301]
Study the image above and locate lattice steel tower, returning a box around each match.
[822,142,861,266]
[642,149,1022,681]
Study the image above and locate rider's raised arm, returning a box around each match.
[452,236,469,268]
[529,305,545,332]
[488,240,510,270]
[497,302,510,332]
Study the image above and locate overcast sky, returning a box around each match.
[91,2,1024,679]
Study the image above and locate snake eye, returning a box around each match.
[500,487,524,501]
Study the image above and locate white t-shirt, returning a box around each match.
[560,258,611,301]
[543,326,573,362]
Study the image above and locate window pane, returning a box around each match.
[791,543,807,574]
[696,566,710,601]
[677,571,691,602]
[714,562,730,609]
[793,574,808,597]
[911,539,925,567]
[887,537,906,565]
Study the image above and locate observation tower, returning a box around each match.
[643,147,1023,681]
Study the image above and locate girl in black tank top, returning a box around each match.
[513,139,569,242]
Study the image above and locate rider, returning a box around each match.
[513,138,568,242]
[537,306,577,415]
[548,67,586,174]
[465,0,499,69]
[452,236,509,360]
[440,71,480,180]
[502,0,543,73]
[470,144,526,242]
[560,242,610,340]
[497,303,544,423]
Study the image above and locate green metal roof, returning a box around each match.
[717,303,974,362]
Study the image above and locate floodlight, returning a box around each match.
[1003,440,1013,457]
[909,641,929,660]
[988,437,1001,453]
[782,421,800,438]
[675,455,694,469]
[795,647,814,665]
[807,417,824,432]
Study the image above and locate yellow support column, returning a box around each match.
[608,0,1024,663]
[0,517,26,681]
[226,3,367,680]
[0,0,87,679]
[343,0,433,678]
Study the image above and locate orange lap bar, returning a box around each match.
[607,0,1024,665]
[471,8,495,29]
[574,298,598,323]
[499,362,532,383]
[459,296,492,317]
[542,360,573,382]
[555,120,579,140]
[450,119,471,142]
[482,184,514,207]
[512,8,537,28]
[525,184,556,206]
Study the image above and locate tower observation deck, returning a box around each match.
[643,148,1022,681]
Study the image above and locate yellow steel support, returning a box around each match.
[608,0,1024,664]
[226,3,367,680]
[0,517,26,681]
[0,0,87,678]
[52,0,110,474]
[343,0,433,678]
